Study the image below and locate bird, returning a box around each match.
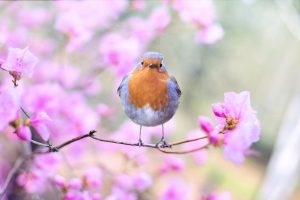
[117,52,181,147]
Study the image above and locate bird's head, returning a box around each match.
[140,52,163,70]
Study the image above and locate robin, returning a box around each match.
[117,52,181,147]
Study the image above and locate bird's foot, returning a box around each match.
[136,139,143,147]
[156,138,171,148]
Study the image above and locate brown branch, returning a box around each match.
[158,144,209,154]
[0,157,25,199]
[32,130,209,155]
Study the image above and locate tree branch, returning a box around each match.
[0,157,25,199]
[32,130,209,155]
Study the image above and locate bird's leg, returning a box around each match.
[156,124,171,148]
[136,125,143,147]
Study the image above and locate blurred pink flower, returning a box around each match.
[131,0,146,11]
[17,7,51,28]
[96,103,116,118]
[2,47,38,80]
[132,172,152,192]
[195,24,224,44]
[202,191,232,200]
[29,111,52,141]
[83,167,102,189]
[0,88,19,131]
[55,11,93,52]
[17,171,46,193]
[172,0,216,27]
[148,6,171,33]
[68,178,83,190]
[160,180,189,200]
[16,126,31,141]
[55,0,128,29]
[105,186,137,200]
[34,154,62,174]
[199,116,214,133]
[159,156,185,174]
[99,33,142,77]
[213,91,260,164]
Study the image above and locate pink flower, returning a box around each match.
[17,171,46,193]
[148,6,171,33]
[55,11,93,52]
[195,24,224,44]
[172,0,216,27]
[159,156,185,174]
[132,172,152,192]
[2,47,38,80]
[160,180,189,200]
[99,33,142,77]
[0,88,19,131]
[29,111,52,141]
[199,116,214,133]
[213,91,260,164]
[202,191,232,200]
[53,175,66,188]
[16,126,31,141]
[83,167,102,189]
[96,103,115,118]
[131,0,146,11]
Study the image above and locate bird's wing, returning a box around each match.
[117,75,128,97]
[170,76,181,97]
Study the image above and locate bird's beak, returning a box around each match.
[149,64,157,69]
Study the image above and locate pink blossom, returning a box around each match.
[16,126,31,141]
[83,167,102,189]
[159,156,185,174]
[53,175,66,188]
[99,33,142,77]
[105,186,137,200]
[0,88,19,131]
[172,0,216,27]
[160,180,189,200]
[213,91,260,164]
[199,116,214,133]
[29,111,52,141]
[17,7,51,28]
[34,154,62,174]
[96,103,116,118]
[132,172,152,192]
[55,11,93,52]
[2,47,38,80]
[195,24,224,44]
[68,178,83,190]
[202,191,232,200]
[148,6,171,33]
[17,171,46,193]
[131,0,146,11]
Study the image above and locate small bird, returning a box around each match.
[117,52,181,147]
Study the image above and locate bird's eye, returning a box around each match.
[160,63,162,67]
[141,61,144,65]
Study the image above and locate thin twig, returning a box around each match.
[0,157,25,199]
[158,144,209,154]
[20,107,30,118]
[31,130,209,155]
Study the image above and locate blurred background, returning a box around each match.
[1,0,300,199]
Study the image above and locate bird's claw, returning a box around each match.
[136,139,143,147]
[156,138,171,148]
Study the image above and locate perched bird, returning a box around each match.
[117,52,181,147]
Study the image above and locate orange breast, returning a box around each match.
[128,68,170,111]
